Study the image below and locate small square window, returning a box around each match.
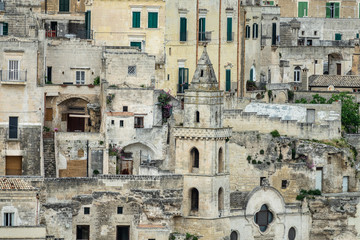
[111,120,115,125]
[281,180,288,189]
[117,207,123,214]
[314,31,317,35]
[128,66,136,76]
[84,207,90,214]
[120,120,124,127]
[301,31,305,35]
[134,117,144,128]
[315,60,318,64]
[123,106,128,112]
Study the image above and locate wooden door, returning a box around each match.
[67,114,85,132]
[337,63,341,75]
[6,156,22,175]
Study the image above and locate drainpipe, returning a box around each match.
[240,8,246,98]
[86,140,89,177]
[218,0,222,89]
[196,0,199,64]
[237,1,241,97]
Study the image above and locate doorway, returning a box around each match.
[336,63,341,75]
[116,226,130,240]
[67,114,85,132]
[50,22,57,37]
[6,156,22,175]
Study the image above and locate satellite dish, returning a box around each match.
[328,85,335,91]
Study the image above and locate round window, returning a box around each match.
[288,227,296,240]
[230,231,238,240]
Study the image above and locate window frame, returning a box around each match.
[294,66,301,82]
[298,1,308,17]
[9,116,18,139]
[254,204,274,232]
[180,17,187,42]
[227,17,233,41]
[148,12,158,29]
[253,23,258,39]
[134,116,144,128]
[245,25,250,39]
[3,212,14,226]
[128,65,137,76]
[132,11,141,28]
[75,70,85,85]
[8,59,20,81]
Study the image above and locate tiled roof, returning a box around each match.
[309,75,360,88]
[0,178,36,191]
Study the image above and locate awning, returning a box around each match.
[69,114,90,118]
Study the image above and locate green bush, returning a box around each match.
[296,189,321,201]
[93,76,100,85]
[260,149,264,155]
[252,160,257,164]
[247,156,252,161]
[270,130,280,138]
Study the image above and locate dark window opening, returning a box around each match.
[76,225,90,240]
[84,207,90,215]
[4,213,14,226]
[120,120,124,127]
[117,207,123,214]
[191,147,199,168]
[134,117,144,128]
[254,204,273,232]
[282,180,288,189]
[47,66,52,83]
[111,120,115,125]
[9,117,18,139]
[200,70,204,77]
[190,188,199,211]
[117,226,130,240]
[123,106,128,112]
[288,227,296,240]
[196,111,200,123]
[260,177,266,186]
[230,231,238,240]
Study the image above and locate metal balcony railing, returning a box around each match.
[0,70,27,82]
[199,31,212,42]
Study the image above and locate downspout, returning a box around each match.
[240,8,246,98]
[218,0,222,89]
[196,0,199,64]
[87,140,89,177]
[237,1,241,97]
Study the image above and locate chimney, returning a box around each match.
[301,67,309,91]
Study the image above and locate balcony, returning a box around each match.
[0,70,27,84]
[199,31,212,42]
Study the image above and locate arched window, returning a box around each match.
[245,25,251,38]
[190,188,199,211]
[218,187,224,211]
[250,65,256,82]
[215,111,218,125]
[253,23,258,38]
[190,147,199,168]
[218,148,224,173]
[195,111,200,123]
[254,204,273,232]
[294,66,301,82]
[230,231,238,240]
[288,227,296,240]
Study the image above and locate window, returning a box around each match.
[130,41,141,50]
[85,11,91,39]
[326,2,339,18]
[0,22,8,35]
[76,225,90,240]
[178,68,189,93]
[282,180,288,189]
[47,66,52,83]
[117,207,123,214]
[123,106,128,112]
[294,66,301,82]
[128,66,136,76]
[357,33,359,39]
[195,111,200,123]
[245,25,250,38]
[288,227,296,240]
[3,213,14,226]
[9,117,18,139]
[316,167,323,191]
[120,120,124,127]
[260,177,266,186]
[180,17,187,41]
[298,2,308,17]
[230,231,238,240]
[190,147,199,168]
[148,12,158,28]
[254,204,273,232]
[301,31,305,35]
[134,117,144,128]
[218,187,224,211]
[199,18,206,41]
[272,23,277,45]
[226,69,231,91]
[8,60,19,81]
[218,148,224,173]
[314,31,317,36]
[190,188,199,211]
[343,176,349,192]
[117,226,130,240]
[335,33,342,41]
[253,23,258,39]
[59,0,69,12]
[111,120,115,125]
[76,71,85,84]
[250,65,256,82]
[132,12,141,28]
[227,17,233,41]
[84,207,90,214]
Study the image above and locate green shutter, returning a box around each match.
[326,3,331,18]
[133,12,140,28]
[199,18,206,40]
[227,18,232,41]
[148,12,158,28]
[130,41,141,50]
[3,22,8,35]
[357,33,359,39]
[335,33,341,40]
[180,17,187,41]
[334,2,340,18]
[272,23,276,45]
[59,0,69,12]
[178,68,189,93]
[226,69,231,91]
[250,68,254,82]
[359,3,360,18]
[85,11,91,39]
[298,2,308,17]
[253,23,258,38]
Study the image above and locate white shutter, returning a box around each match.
[342,176,349,192]
[8,60,19,81]
[315,169,322,191]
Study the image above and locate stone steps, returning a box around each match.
[44,138,56,178]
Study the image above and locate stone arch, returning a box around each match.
[56,95,91,106]
[190,147,199,170]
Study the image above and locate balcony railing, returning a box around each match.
[178,83,189,93]
[0,70,27,82]
[199,31,212,42]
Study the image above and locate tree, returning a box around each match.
[327,93,360,133]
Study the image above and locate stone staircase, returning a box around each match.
[43,135,56,178]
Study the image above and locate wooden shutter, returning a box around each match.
[227,18,232,41]
[6,156,22,175]
[326,3,331,18]
[85,11,91,39]
[133,12,140,28]
[334,2,339,18]
[45,108,53,121]
[226,69,231,91]
[3,22,8,35]
[199,18,206,40]
[180,17,187,41]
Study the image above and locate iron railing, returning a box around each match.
[0,70,27,82]
[199,31,212,42]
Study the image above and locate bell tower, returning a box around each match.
[173,47,232,238]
